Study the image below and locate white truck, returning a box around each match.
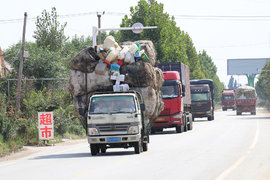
[87,91,149,155]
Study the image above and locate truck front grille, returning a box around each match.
[96,123,130,132]
[191,102,211,112]
[224,101,233,105]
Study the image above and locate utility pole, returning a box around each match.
[97,11,105,45]
[15,12,27,111]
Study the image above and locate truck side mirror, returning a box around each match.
[182,84,186,97]
[140,104,145,111]
[84,112,88,119]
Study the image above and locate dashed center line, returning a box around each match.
[73,169,93,176]
[215,119,260,180]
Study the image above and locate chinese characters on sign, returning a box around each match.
[38,112,54,140]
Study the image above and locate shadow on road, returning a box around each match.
[31,153,91,160]
[95,151,135,157]
[238,116,270,120]
[31,150,137,159]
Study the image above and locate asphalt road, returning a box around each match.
[1,108,270,180]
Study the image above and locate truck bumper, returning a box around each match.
[88,134,141,144]
[153,116,182,128]
[237,105,256,113]
[193,110,212,118]
[222,105,235,109]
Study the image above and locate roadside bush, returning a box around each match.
[23,88,84,137]
[0,95,26,141]
[0,88,84,155]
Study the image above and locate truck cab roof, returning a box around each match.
[190,79,214,92]
[162,71,180,80]
[90,90,145,105]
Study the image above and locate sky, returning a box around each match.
[1,0,270,87]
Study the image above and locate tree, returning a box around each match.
[118,0,203,79]
[233,79,238,89]
[183,33,204,79]
[256,62,270,108]
[33,7,67,51]
[228,76,234,89]
[198,50,224,103]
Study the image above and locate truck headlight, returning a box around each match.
[88,128,99,135]
[173,114,181,118]
[128,126,139,134]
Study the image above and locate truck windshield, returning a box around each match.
[161,85,179,99]
[223,95,235,100]
[89,95,136,114]
[191,93,210,101]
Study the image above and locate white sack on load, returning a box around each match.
[154,67,164,91]
[121,40,157,66]
[69,69,113,97]
[71,47,100,73]
[236,86,257,99]
[120,61,163,91]
[131,87,164,126]
[152,89,164,119]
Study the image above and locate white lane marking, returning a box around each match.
[73,169,93,176]
[215,120,260,180]
[249,120,260,150]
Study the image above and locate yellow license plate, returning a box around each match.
[196,112,204,114]
[155,117,164,121]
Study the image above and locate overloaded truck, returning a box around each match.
[235,86,257,115]
[221,89,236,111]
[152,62,193,133]
[69,36,164,155]
[190,79,214,121]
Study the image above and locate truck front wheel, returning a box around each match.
[143,142,148,152]
[101,147,106,153]
[251,111,256,115]
[183,116,188,132]
[90,144,99,156]
[176,125,184,133]
[188,117,193,130]
[134,141,142,154]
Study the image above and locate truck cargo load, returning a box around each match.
[69,37,164,155]
[235,86,257,115]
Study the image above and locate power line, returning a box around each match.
[0,11,127,24]
[173,14,270,21]
[2,11,270,24]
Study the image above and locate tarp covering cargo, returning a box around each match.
[69,38,164,129]
[236,86,257,99]
[120,62,163,91]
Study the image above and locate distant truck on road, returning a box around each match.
[235,86,257,115]
[221,89,236,111]
[190,79,214,121]
[152,62,193,133]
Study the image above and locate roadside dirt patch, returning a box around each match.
[0,138,87,162]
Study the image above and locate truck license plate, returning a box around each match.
[107,137,121,142]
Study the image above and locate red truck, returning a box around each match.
[152,62,193,133]
[235,86,257,115]
[221,89,236,111]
